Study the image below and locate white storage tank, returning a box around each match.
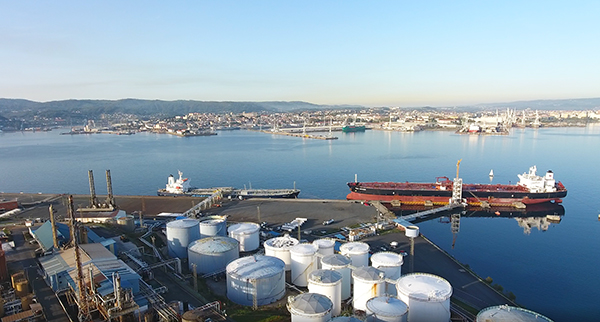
[365,296,408,322]
[396,273,453,322]
[405,226,419,238]
[199,215,227,238]
[287,293,333,322]
[476,305,553,322]
[312,239,335,269]
[228,222,260,252]
[353,266,385,312]
[290,243,318,287]
[166,219,201,258]
[340,242,370,268]
[264,234,299,271]
[188,236,239,274]
[117,215,135,232]
[370,252,404,296]
[226,255,286,306]
[321,254,352,300]
[308,269,343,317]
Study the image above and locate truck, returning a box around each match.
[390,241,398,248]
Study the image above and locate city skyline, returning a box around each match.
[1,1,599,106]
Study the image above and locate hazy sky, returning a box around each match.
[1,1,599,106]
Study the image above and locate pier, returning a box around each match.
[257,129,338,140]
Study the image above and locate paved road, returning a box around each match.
[9,226,71,322]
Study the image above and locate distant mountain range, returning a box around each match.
[0,98,362,118]
[0,97,598,119]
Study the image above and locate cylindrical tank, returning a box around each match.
[287,293,333,322]
[11,271,25,288]
[15,279,29,297]
[370,252,403,296]
[264,234,299,271]
[181,310,205,322]
[188,237,239,274]
[166,219,201,258]
[405,226,419,238]
[20,294,34,311]
[226,255,286,306]
[308,269,343,317]
[228,222,260,252]
[199,215,227,238]
[476,305,553,322]
[365,296,408,322]
[117,215,135,232]
[352,266,385,312]
[312,238,335,269]
[290,243,318,287]
[340,242,370,268]
[321,254,352,300]
[396,273,452,322]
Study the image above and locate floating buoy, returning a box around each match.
[495,211,501,216]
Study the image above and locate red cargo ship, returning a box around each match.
[347,166,567,207]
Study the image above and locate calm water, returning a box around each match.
[2,126,600,321]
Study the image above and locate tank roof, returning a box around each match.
[288,293,333,315]
[264,235,299,249]
[313,239,335,248]
[290,243,318,255]
[228,222,260,235]
[476,305,553,322]
[396,273,453,301]
[308,269,342,284]
[166,218,199,229]
[366,296,408,317]
[200,218,225,225]
[321,254,351,267]
[340,241,370,254]
[371,252,404,266]
[352,266,385,281]
[188,236,239,254]
[227,255,285,279]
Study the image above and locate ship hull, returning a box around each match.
[342,125,366,132]
[347,182,566,206]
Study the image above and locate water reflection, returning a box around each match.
[392,203,565,236]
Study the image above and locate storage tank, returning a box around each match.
[15,279,29,297]
[166,219,201,258]
[396,273,452,322]
[370,252,403,296]
[405,226,419,238]
[199,215,227,238]
[352,266,385,312]
[290,243,318,287]
[117,215,135,232]
[188,236,239,274]
[365,296,408,322]
[287,293,333,322]
[308,269,343,317]
[228,222,260,252]
[476,305,553,322]
[340,242,370,267]
[264,234,299,271]
[312,238,335,269]
[226,255,286,306]
[181,310,205,322]
[321,254,352,300]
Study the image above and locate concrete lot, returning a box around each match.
[3,193,515,319]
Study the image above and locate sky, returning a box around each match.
[1,1,599,106]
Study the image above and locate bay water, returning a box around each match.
[1,126,599,321]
